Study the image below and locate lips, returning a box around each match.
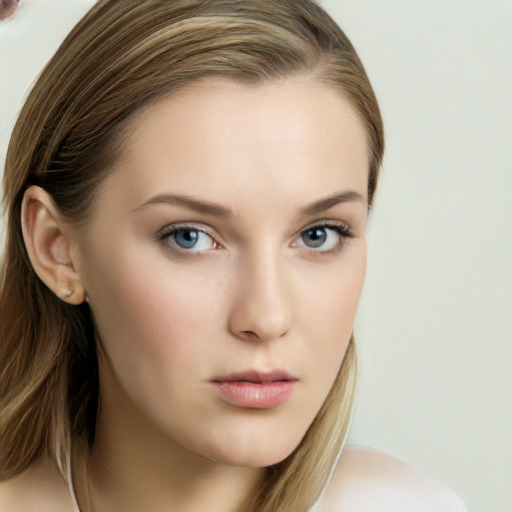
[213,369,296,384]
[212,370,298,409]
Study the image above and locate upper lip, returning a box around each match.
[212,369,297,384]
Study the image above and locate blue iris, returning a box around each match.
[301,227,327,248]
[174,229,200,249]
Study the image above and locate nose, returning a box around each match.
[227,250,293,343]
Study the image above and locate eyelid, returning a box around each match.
[297,219,355,242]
[300,218,353,233]
[156,221,217,239]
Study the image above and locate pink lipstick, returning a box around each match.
[212,370,297,409]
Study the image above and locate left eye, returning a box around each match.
[166,228,216,251]
[296,226,345,252]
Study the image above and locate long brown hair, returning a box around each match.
[0,1,384,510]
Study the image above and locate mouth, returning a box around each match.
[213,369,297,384]
[212,369,298,409]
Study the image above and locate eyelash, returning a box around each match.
[295,221,354,255]
[157,220,354,256]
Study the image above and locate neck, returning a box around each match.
[74,364,263,512]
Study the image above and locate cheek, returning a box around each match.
[299,244,366,343]
[85,255,222,387]
[298,245,366,392]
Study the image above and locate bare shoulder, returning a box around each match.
[319,445,469,512]
[0,456,74,512]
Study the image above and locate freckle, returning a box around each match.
[0,0,21,21]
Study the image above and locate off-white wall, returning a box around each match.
[1,2,511,511]
[321,2,512,511]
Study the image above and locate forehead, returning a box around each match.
[98,76,369,216]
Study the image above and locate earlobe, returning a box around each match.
[21,186,86,305]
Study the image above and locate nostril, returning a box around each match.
[240,330,261,342]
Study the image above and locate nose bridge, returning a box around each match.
[228,242,293,343]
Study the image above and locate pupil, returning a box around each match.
[303,227,327,248]
[175,229,198,248]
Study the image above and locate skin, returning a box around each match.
[1,77,469,512]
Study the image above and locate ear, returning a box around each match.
[21,186,86,305]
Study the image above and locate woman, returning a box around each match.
[0,1,468,511]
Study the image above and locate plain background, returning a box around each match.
[1,1,511,511]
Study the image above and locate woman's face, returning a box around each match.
[75,77,369,467]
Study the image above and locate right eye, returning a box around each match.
[160,226,218,252]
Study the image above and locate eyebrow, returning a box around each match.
[134,193,233,217]
[134,190,365,217]
[299,190,365,216]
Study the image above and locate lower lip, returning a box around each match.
[213,381,296,409]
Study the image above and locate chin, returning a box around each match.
[198,429,304,469]
[207,449,294,469]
